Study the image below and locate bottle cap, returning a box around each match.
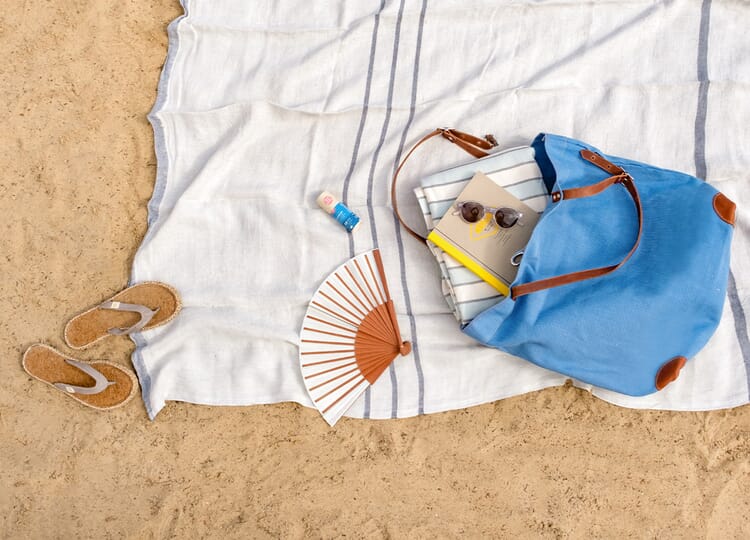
[316,191,338,214]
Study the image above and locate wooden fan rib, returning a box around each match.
[373,249,401,348]
[355,310,397,345]
[354,352,399,376]
[376,303,401,345]
[308,366,361,392]
[302,327,354,340]
[353,259,381,308]
[301,348,354,356]
[357,304,399,346]
[321,377,367,414]
[320,382,366,424]
[362,255,399,340]
[345,265,376,311]
[334,272,373,316]
[316,372,364,403]
[372,249,393,301]
[364,253,387,305]
[319,292,363,324]
[358,364,395,381]
[383,299,403,347]
[327,281,367,319]
[358,354,399,384]
[354,346,398,360]
[353,322,394,345]
[354,349,398,366]
[303,361,357,379]
[333,272,394,343]
[306,315,357,335]
[348,280,395,345]
[358,355,398,375]
[311,301,360,328]
[354,335,398,351]
[355,327,393,343]
[372,250,405,344]
[355,333,398,351]
[351,340,397,363]
[354,301,391,344]
[350,353,398,374]
[301,339,354,347]
[361,296,395,343]
[301,354,356,368]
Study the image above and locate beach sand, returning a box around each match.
[2,1,749,538]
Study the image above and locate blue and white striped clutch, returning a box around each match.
[415,145,549,325]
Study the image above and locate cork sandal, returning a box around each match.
[22,344,138,410]
[64,281,181,350]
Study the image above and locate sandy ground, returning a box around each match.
[2,1,750,538]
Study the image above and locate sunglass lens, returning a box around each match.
[460,202,484,223]
[495,208,519,228]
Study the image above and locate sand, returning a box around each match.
[2,1,749,538]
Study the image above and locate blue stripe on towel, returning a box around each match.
[362,0,407,419]
[340,0,385,418]
[692,0,750,390]
[390,0,429,416]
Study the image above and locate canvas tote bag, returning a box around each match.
[393,131,737,396]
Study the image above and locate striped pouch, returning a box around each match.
[414,145,549,325]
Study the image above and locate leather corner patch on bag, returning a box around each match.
[713,193,736,226]
[655,356,687,390]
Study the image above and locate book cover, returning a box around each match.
[427,171,541,295]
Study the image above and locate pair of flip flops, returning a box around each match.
[22,282,181,411]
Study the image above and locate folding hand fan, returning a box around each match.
[299,249,411,425]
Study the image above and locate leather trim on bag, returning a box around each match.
[655,356,687,390]
[512,166,642,300]
[442,129,497,154]
[390,128,498,243]
[713,192,736,226]
[550,173,629,203]
[580,149,625,175]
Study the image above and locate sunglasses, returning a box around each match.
[454,201,523,229]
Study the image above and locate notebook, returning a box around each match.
[427,172,540,296]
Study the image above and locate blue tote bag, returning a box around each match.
[463,133,736,396]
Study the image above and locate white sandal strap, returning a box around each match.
[53,359,116,395]
[100,301,159,335]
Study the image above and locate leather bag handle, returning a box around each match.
[510,149,643,300]
[391,128,497,243]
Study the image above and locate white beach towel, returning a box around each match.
[131,0,750,420]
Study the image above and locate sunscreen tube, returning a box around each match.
[317,191,360,233]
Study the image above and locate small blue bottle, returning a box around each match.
[317,191,360,233]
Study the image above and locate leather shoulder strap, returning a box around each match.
[391,128,497,243]
[510,150,642,300]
